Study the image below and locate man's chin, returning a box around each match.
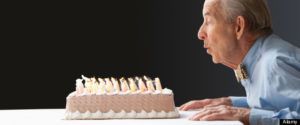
[212,60,220,64]
[211,57,220,64]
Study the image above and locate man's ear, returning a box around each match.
[235,16,246,40]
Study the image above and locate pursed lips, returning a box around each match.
[203,41,211,54]
[203,41,208,48]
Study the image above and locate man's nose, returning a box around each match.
[197,25,206,41]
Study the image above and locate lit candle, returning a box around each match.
[146,80,155,92]
[128,78,138,92]
[111,77,120,93]
[91,77,98,94]
[143,75,151,81]
[98,78,106,94]
[120,78,129,92]
[154,78,163,91]
[76,79,84,95]
[105,78,113,93]
[138,79,147,92]
[82,76,92,94]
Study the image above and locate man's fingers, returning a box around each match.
[204,104,230,111]
[181,103,196,111]
[189,112,205,120]
[203,104,219,108]
[200,112,227,121]
[179,104,186,110]
[191,111,228,121]
[189,105,230,121]
[179,101,198,111]
[179,102,187,110]
[181,97,232,111]
[179,105,187,111]
[180,99,216,111]
[189,108,218,120]
[179,102,190,110]
[189,105,250,125]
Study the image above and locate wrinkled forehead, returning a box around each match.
[202,0,222,18]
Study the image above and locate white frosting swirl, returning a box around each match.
[65,109,180,119]
[162,88,173,94]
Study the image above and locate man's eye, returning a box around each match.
[204,19,211,25]
[205,20,210,25]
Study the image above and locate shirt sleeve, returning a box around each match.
[250,108,300,125]
[250,51,300,125]
[229,96,249,108]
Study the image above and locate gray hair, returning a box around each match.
[219,0,273,35]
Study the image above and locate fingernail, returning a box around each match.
[199,118,206,121]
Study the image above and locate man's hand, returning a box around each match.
[189,105,250,125]
[179,97,232,111]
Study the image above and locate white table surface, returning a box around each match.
[0,109,243,125]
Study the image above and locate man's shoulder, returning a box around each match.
[261,34,300,55]
[258,34,300,72]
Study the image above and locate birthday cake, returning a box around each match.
[65,75,179,119]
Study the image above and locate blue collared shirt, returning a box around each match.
[230,34,300,125]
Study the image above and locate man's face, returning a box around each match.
[198,0,238,64]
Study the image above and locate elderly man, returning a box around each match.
[179,0,300,125]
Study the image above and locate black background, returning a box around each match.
[1,0,299,109]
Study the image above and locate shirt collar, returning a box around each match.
[241,34,269,81]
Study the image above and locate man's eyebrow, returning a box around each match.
[203,12,210,16]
